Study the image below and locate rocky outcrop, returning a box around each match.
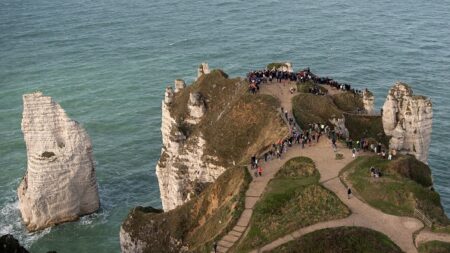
[156,81,225,211]
[330,117,349,139]
[174,79,186,93]
[0,234,30,253]
[17,92,100,231]
[197,63,210,79]
[363,89,375,115]
[382,82,432,163]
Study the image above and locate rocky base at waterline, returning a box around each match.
[17,92,100,232]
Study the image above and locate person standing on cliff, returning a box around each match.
[258,166,263,176]
[347,188,352,199]
[213,241,218,253]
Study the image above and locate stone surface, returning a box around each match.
[156,84,225,211]
[187,92,206,121]
[0,234,30,253]
[17,92,100,231]
[197,63,210,79]
[174,79,186,93]
[363,89,375,114]
[329,117,349,139]
[382,82,432,163]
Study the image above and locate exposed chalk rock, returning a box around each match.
[156,87,225,211]
[17,92,100,231]
[164,86,174,104]
[187,92,206,122]
[382,82,432,163]
[174,79,186,93]
[285,62,293,73]
[330,117,349,139]
[363,89,375,115]
[197,63,210,79]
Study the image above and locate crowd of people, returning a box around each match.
[246,67,364,95]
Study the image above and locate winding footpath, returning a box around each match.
[213,81,450,253]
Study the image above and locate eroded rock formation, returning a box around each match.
[363,89,375,115]
[197,63,210,79]
[156,80,225,211]
[382,82,432,163]
[17,92,100,231]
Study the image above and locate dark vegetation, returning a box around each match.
[418,241,450,253]
[170,70,288,166]
[292,90,388,146]
[121,166,251,253]
[237,157,350,251]
[340,155,450,229]
[272,227,403,253]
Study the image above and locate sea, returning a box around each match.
[0,0,449,252]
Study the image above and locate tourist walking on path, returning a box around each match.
[347,188,352,199]
[352,148,357,158]
[257,166,263,176]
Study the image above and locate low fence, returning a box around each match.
[414,208,433,227]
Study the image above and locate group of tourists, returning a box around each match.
[246,66,364,95]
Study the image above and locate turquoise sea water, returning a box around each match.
[1,0,449,252]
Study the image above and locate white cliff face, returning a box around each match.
[363,89,375,115]
[156,83,225,211]
[382,82,432,163]
[17,92,100,231]
[330,117,349,139]
[197,63,210,79]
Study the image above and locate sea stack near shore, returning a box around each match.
[382,82,433,163]
[17,92,100,231]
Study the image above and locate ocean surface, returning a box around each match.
[0,0,449,252]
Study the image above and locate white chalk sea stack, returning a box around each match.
[17,92,100,231]
[382,82,433,163]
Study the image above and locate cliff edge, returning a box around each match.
[17,92,100,231]
[156,66,288,211]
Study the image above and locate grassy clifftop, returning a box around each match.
[122,166,251,253]
[170,70,288,165]
[292,90,388,145]
[340,155,449,229]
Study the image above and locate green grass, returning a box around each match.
[121,166,252,253]
[272,227,403,253]
[170,70,288,167]
[292,93,343,129]
[340,156,450,228]
[418,240,450,253]
[237,157,350,252]
[345,114,390,146]
[332,92,363,112]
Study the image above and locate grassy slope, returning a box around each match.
[292,93,343,129]
[419,241,450,253]
[339,155,450,229]
[121,166,251,253]
[170,70,288,166]
[236,157,350,252]
[272,227,403,253]
[292,91,388,146]
[296,81,328,94]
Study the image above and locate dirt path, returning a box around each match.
[213,81,448,253]
[415,229,450,247]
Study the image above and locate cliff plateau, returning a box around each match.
[17,92,100,231]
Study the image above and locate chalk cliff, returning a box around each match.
[363,89,375,115]
[17,92,100,231]
[156,84,226,211]
[382,82,432,163]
